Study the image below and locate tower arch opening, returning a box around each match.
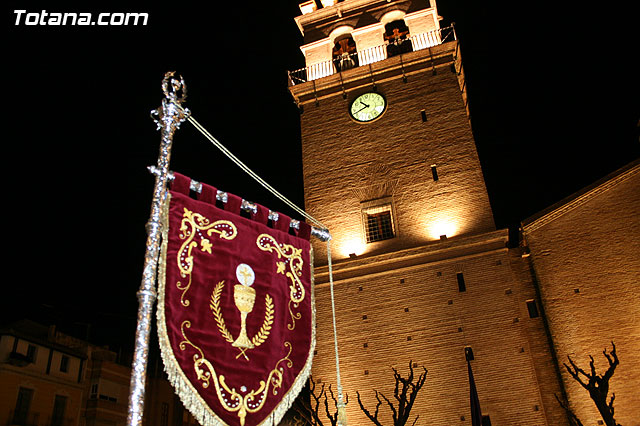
[331,33,359,72]
[384,19,412,57]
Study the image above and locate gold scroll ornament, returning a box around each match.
[177,207,237,306]
[179,320,293,426]
[256,234,305,330]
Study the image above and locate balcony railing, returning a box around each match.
[288,25,455,85]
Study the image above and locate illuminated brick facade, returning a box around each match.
[288,1,638,425]
[522,161,640,425]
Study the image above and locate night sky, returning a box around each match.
[3,1,638,352]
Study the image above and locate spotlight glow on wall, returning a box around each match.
[429,219,457,240]
[340,236,366,259]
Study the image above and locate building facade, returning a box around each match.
[0,321,198,426]
[522,161,640,426]
[1,321,87,426]
[288,1,638,425]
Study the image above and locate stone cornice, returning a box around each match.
[314,229,509,285]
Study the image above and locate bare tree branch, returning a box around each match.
[290,377,326,426]
[379,390,397,423]
[357,361,428,426]
[565,355,590,390]
[561,342,621,426]
[554,393,584,426]
[601,343,619,383]
[357,390,384,426]
[321,384,348,426]
[324,385,337,426]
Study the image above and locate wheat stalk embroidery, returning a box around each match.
[210,281,274,350]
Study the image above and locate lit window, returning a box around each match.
[299,0,317,15]
[362,200,396,243]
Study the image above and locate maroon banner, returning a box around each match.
[157,173,314,426]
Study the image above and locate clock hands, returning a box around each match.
[354,101,370,114]
[350,93,385,121]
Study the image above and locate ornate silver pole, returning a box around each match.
[127,71,189,426]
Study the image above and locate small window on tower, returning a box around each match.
[361,198,396,243]
[526,300,540,318]
[431,164,439,181]
[457,272,466,292]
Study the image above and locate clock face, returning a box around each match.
[349,92,387,122]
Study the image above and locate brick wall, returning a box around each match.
[311,232,568,425]
[523,161,640,426]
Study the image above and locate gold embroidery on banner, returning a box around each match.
[287,300,303,331]
[157,192,315,426]
[179,320,213,388]
[177,208,237,306]
[210,281,275,361]
[210,281,234,344]
[200,238,213,253]
[251,298,275,348]
[179,318,293,426]
[256,234,305,330]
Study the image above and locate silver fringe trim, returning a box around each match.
[157,192,316,426]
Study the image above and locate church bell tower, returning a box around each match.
[287,1,569,425]
[288,0,495,263]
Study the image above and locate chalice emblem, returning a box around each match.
[210,263,274,361]
[232,264,257,350]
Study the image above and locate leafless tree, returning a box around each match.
[556,341,621,426]
[324,384,349,426]
[289,377,348,426]
[357,361,428,426]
